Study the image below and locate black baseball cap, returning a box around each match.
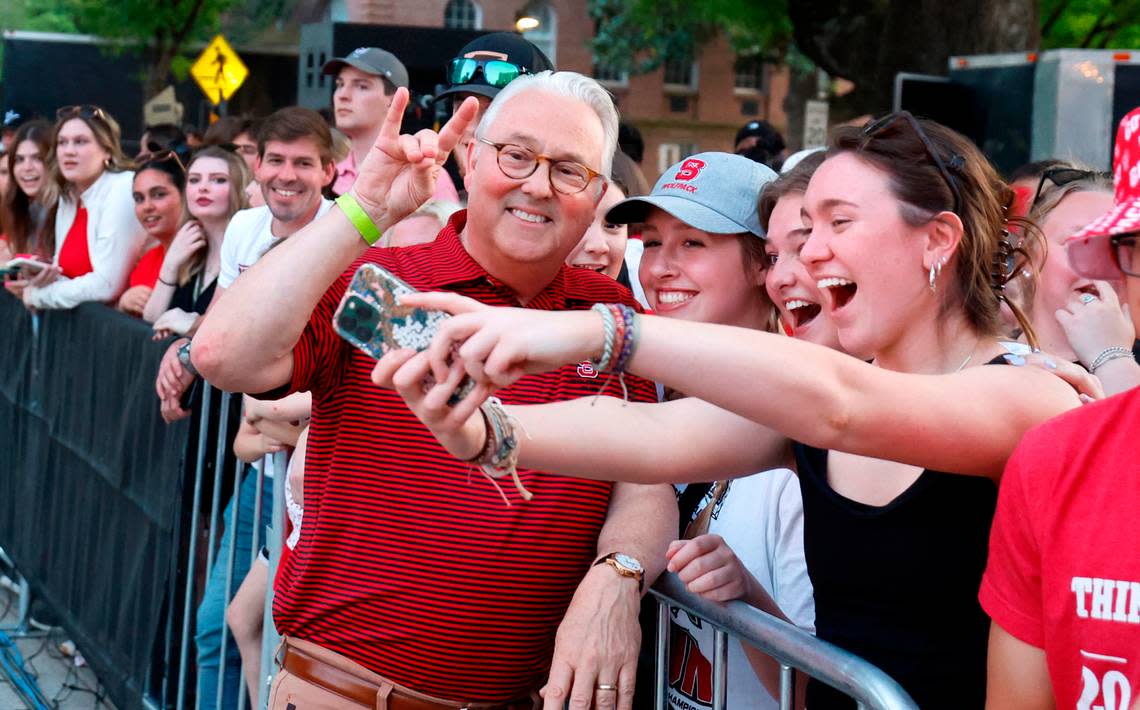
[434,32,554,103]
[322,47,409,90]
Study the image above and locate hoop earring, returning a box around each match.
[929,258,944,293]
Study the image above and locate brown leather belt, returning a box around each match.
[280,640,535,710]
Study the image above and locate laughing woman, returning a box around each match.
[376,115,1081,709]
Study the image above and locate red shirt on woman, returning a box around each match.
[128,245,166,288]
[57,203,92,278]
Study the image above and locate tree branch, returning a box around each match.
[1040,0,1073,38]
[1079,11,1111,48]
[172,0,209,47]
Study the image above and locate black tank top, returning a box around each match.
[794,442,997,709]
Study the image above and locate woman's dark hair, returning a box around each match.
[609,150,648,198]
[135,153,187,194]
[758,151,826,232]
[828,117,1042,347]
[202,115,259,146]
[2,119,54,255]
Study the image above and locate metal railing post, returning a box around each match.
[176,384,213,710]
[711,629,728,710]
[779,663,794,710]
[258,451,286,710]
[205,392,233,574]
[215,442,244,708]
[654,601,668,710]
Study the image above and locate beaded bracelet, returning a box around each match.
[611,304,638,372]
[1089,346,1135,373]
[471,397,532,503]
[590,303,617,372]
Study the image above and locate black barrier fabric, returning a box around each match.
[0,292,189,709]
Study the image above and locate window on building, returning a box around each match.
[594,61,628,86]
[444,0,482,29]
[734,54,767,92]
[520,2,557,67]
[663,55,697,90]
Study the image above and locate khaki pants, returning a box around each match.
[269,636,540,710]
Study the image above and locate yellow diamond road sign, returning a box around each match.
[191,35,248,105]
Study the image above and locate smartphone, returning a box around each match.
[333,263,474,402]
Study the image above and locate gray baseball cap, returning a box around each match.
[605,152,777,238]
[322,47,409,89]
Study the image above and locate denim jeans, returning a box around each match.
[195,466,274,710]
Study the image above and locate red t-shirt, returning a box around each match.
[273,211,657,702]
[980,387,1140,709]
[128,245,166,288]
[58,204,92,279]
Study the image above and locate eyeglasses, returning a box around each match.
[56,104,110,124]
[476,139,603,195]
[137,149,186,173]
[447,58,528,89]
[1112,234,1139,277]
[862,110,965,214]
[1031,167,1111,212]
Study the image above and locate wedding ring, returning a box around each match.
[595,683,619,691]
[1080,292,1098,304]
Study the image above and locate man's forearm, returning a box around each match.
[193,206,371,392]
[596,482,678,588]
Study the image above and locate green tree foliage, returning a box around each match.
[1040,0,1140,48]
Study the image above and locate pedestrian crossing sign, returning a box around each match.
[191,35,248,105]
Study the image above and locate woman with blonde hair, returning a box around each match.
[15,105,140,309]
[144,146,250,337]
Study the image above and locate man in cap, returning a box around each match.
[324,47,457,200]
[734,119,786,171]
[981,107,1140,709]
[435,32,553,180]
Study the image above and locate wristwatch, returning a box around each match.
[178,340,200,378]
[593,552,645,592]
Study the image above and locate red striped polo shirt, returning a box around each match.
[273,211,656,702]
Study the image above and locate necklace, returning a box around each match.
[956,354,973,372]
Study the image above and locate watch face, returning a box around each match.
[614,553,643,573]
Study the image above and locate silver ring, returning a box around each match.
[1080,292,1098,304]
[595,684,619,692]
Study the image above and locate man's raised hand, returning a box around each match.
[349,89,479,231]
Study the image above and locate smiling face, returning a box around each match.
[1032,189,1116,358]
[132,168,183,242]
[464,90,607,274]
[764,193,841,348]
[566,186,628,279]
[638,209,770,328]
[13,139,46,198]
[56,118,110,193]
[333,66,392,138]
[254,137,334,227]
[800,153,937,357]
[186,156,235,222]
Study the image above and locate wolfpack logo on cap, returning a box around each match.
[675,159,706,182]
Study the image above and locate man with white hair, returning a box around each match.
[193,72,675,710]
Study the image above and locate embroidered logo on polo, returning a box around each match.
[576,361,599,378]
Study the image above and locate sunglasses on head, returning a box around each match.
[137,149,186,172]
[56,104,110,124]
[446,58,528,89]
[1031,167,1112,212]
[863,110,966,214]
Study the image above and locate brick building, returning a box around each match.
[322,0,789,180]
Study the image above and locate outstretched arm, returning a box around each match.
[191,91,479,393]
[372,349,791,484]
[392,293,1080,479]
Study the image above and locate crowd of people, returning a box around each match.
[1,28,1138,710]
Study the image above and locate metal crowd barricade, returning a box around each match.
[650,574,918,710]
[163,387,281,710]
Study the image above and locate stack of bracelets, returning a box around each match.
[466,303,642,504]
[1089,345,1135,374]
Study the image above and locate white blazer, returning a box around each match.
[25,170,143,309]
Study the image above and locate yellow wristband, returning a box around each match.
[335,193,382,245]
